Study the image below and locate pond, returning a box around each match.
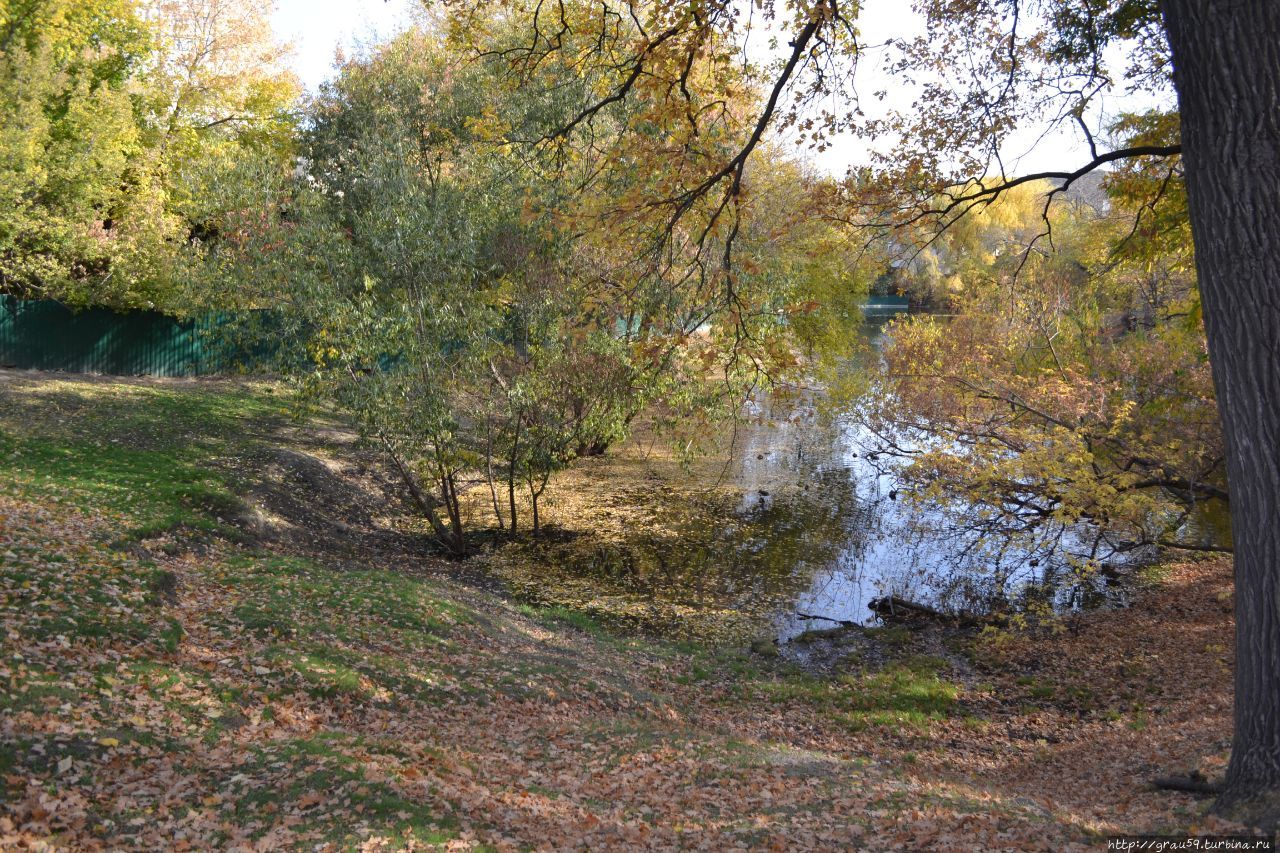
[491,305,1223,642]
[730,378,1119,640]
[722,311,1125,640]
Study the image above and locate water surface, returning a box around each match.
[526,305,1219,640]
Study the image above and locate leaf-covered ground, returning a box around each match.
[0,371,1243,849]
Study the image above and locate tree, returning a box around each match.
[0,0,298,310]
[445,0,1280,825]
[863,176,1223,609]
[204,18,860,554]
[1158,0,1280,824]
[207,25,694,549]
[0,0,159,305]
[146,0,300,258]
[229,31,505,553]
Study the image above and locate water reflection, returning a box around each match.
[722,309,1149,638]
[533,307,1215,640]
[731,313,1138,638]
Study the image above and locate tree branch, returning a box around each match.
[900,144,1183,229]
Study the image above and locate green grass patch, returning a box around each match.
[0,380,285,541]
[0,673,80,715]
[740,655,959,733]
[0,380,280,454]
[0,431,243,540]
[863,624,914,648]
[219,734,457,846]
[160,617,184,653]
[836,657,960,731]
[517,602,608,637]
[1135,562,1176,587]
[273,648,368,698]
[219,555,465,647]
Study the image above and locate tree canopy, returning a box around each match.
[0,0,297,309]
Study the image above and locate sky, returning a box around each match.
[272,0,1170,178]
[272,0,417,92]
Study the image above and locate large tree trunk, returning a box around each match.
[1159,0,1280,828]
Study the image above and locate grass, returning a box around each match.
[0,377,463,841]
[1,433,230,525]
[0,373,1229,847]
[215,733,457,846]
[0,379,274,540]
[740,654,959,733]
[517,602,608,637]
[836,658,959,731]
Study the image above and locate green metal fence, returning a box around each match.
[0,295,910,378]
[0,297,276,377]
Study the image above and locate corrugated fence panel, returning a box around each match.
[0,297,207,376]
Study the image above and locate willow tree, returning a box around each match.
[443,0,1280,826]
[204,24,796,551]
